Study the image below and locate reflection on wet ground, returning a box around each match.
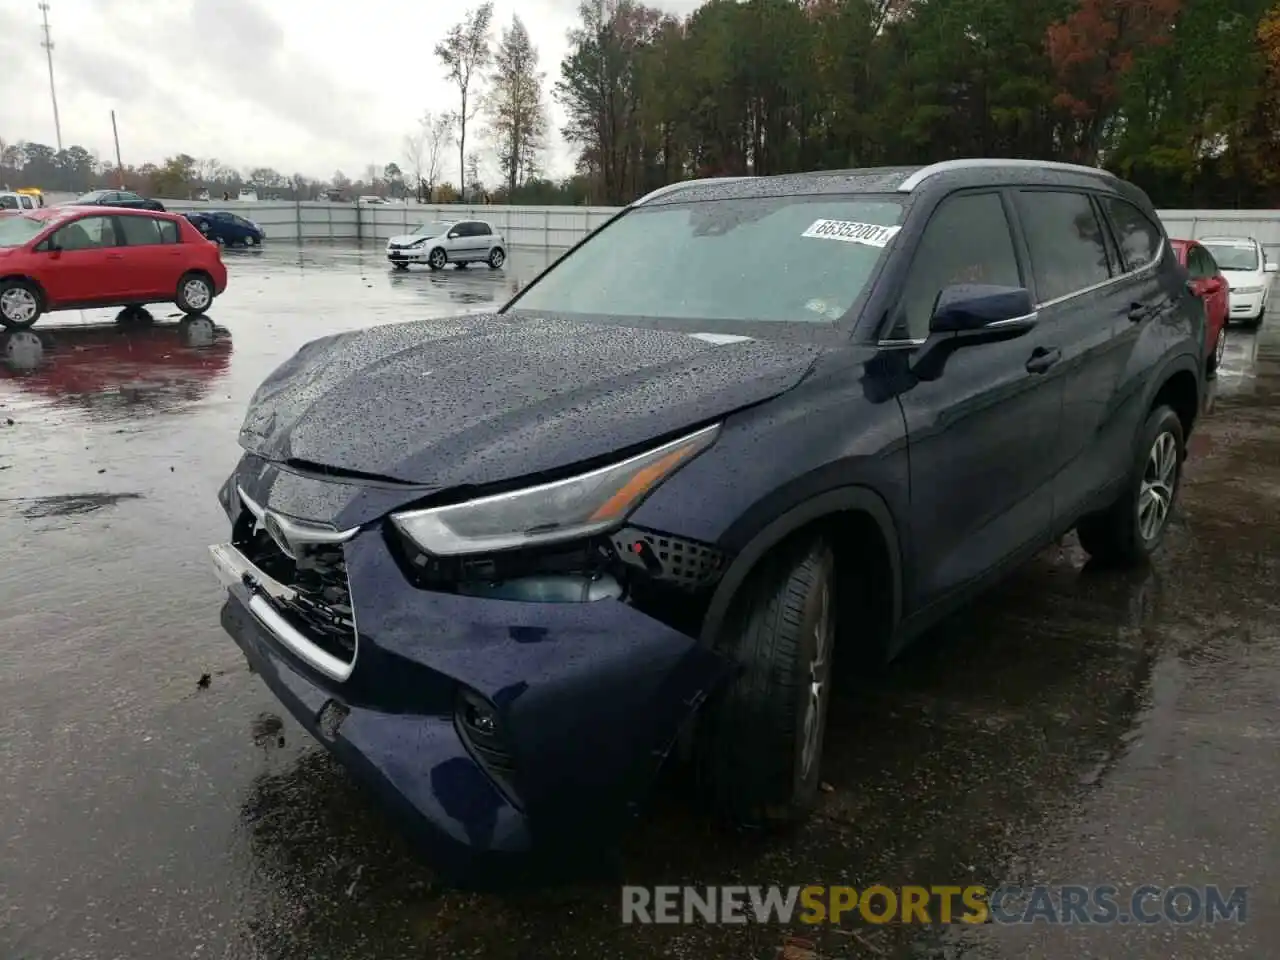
[1,243,1278,959]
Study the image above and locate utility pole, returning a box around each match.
[38,2,63,152]
[111,110,124,187]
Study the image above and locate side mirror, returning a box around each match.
[447,230,460,239]
[928,284,1036,333]
[911,284,1037,381]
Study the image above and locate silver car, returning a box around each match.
[385,219,507,271]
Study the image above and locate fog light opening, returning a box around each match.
[457,572,622,603]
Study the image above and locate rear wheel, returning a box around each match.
[427,247,447,271]
[175,272,214,315]
[0,280,42,330]
[1208,327,1226,374]
[697,537,836,826]
[1077,405,1184,565]
[196,220,211,237]
[488,246,506,269]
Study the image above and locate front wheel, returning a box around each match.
[0,280,42,330]
[1077,405,1184,565]
[488,246,506,269]
[175,272,214,315]
[697,537,837,826]
[243,235,257,247]
[427,247,447,271]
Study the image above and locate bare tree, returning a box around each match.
[486,14,547,193]
[195,157,222,185]
[403,127,426,200]
[435,2,494,191]
[424,111,454,198]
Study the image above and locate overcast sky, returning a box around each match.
[0,0,703,185]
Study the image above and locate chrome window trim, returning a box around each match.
[1034,238,1165,309]
[988,311,1039,327]
[898,159,1116,193]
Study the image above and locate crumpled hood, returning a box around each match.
[387,233,437,247]
[238,314,824,489]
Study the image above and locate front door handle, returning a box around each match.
[1026,346,1061,373]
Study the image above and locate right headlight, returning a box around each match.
[391,423,720,556]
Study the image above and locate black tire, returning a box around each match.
[488,246,506,269]
[1077,405,1184,565]
[1207,327,1225,375]
[697,538,837,826]
[0,279,42,330]
[392,262,409,271]
[427,247,447,271]
[175,271,215,315]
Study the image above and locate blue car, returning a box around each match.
[184,210,265,246]
[210,159,1203,883]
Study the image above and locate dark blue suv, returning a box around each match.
[211,159,1203,881]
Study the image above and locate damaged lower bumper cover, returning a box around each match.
[210,535,727,882]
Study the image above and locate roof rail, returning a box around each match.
[897,158,1116,193]
[631,176,752,206]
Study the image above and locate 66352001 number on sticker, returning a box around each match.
[802,219,901,247]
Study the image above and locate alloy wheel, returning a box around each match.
[491,248,505,268]
[429,249,446,269]
[1138,430,1178,541]
[799,579,833,780]
[1,287,38,325]
[183,278,212,311]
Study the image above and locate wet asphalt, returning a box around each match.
[1,243,1277,959]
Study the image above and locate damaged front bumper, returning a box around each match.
[211,522,728,881]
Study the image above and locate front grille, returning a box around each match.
[233,510,357,665]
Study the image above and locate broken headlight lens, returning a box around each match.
[391,423,720,556]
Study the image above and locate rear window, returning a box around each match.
[509,196,904,326]
[0,215,45,247]
[1201,241,1259,271]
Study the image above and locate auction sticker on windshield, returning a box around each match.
[802,219,901,247]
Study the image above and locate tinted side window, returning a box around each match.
[119,192,143,203]
[54,216,118,250]
[118,215,163,246]
[474,222,492,236]
[0,196,17,210]
[157,219,179,243]
[1016,191,1111,302]
[20,196,34,210]
[897,192,1021,340]
[1100,197,1162,271]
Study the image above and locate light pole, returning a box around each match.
[38,2,63,153]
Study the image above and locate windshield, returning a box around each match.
[508,195,904,325]
[76,191,108,203]
[412,221,452,237]
[1202,242,1259,271]
[0,215,45,248]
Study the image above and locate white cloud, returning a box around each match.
[0,0,703,185]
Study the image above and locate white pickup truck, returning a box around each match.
[385,218,507,271]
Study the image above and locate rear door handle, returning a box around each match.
[1026,346,1061,373]
[106,253,125,260]
[1129,300,1154,322]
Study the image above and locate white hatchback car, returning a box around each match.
[385,219,507,271]
[1199,236,1275,326]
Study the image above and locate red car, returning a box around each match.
[0,206,228,330]
[1171,238,1229,373]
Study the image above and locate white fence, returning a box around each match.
[150,199,1280,255]
[158,200,621,248]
